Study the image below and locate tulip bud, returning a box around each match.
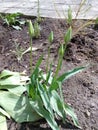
[48,31,54,43]
[64,26,72,43]
[28,20,34,38]
[59,44,64,56]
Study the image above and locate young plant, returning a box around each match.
[0,13,25,30]
[28,56,84,130]
[27,26,83,130]
[0,22,86,130]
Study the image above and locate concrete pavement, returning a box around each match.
[0,0,98,19]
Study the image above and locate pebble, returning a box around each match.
[90,102,96,108]
[84,110,90,117]
[91,119,96,124]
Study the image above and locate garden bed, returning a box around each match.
[0,17,98,130]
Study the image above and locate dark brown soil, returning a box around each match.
[0,18,98,130]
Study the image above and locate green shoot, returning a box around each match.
[67,6,72,26]
[46,31,54,72]
[28,20,40,74]
[54,44,64,78]
[33,21,40,38]
[55,27,72,78]
[28,20,40,39]
[28,20,35,74]
[64,26,72,44]
[48,31,54,43]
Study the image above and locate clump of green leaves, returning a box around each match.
[28,56,84,130]
[0,62,84,130]
[0,13,25,30]
[0,61,84,130]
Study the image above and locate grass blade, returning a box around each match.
[49,90,65,119]
[57,67,85,83]
[31,55,43,75]
[37,82,53,114]
[64,104,81,129]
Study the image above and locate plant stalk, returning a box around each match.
[30,37,33,74]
